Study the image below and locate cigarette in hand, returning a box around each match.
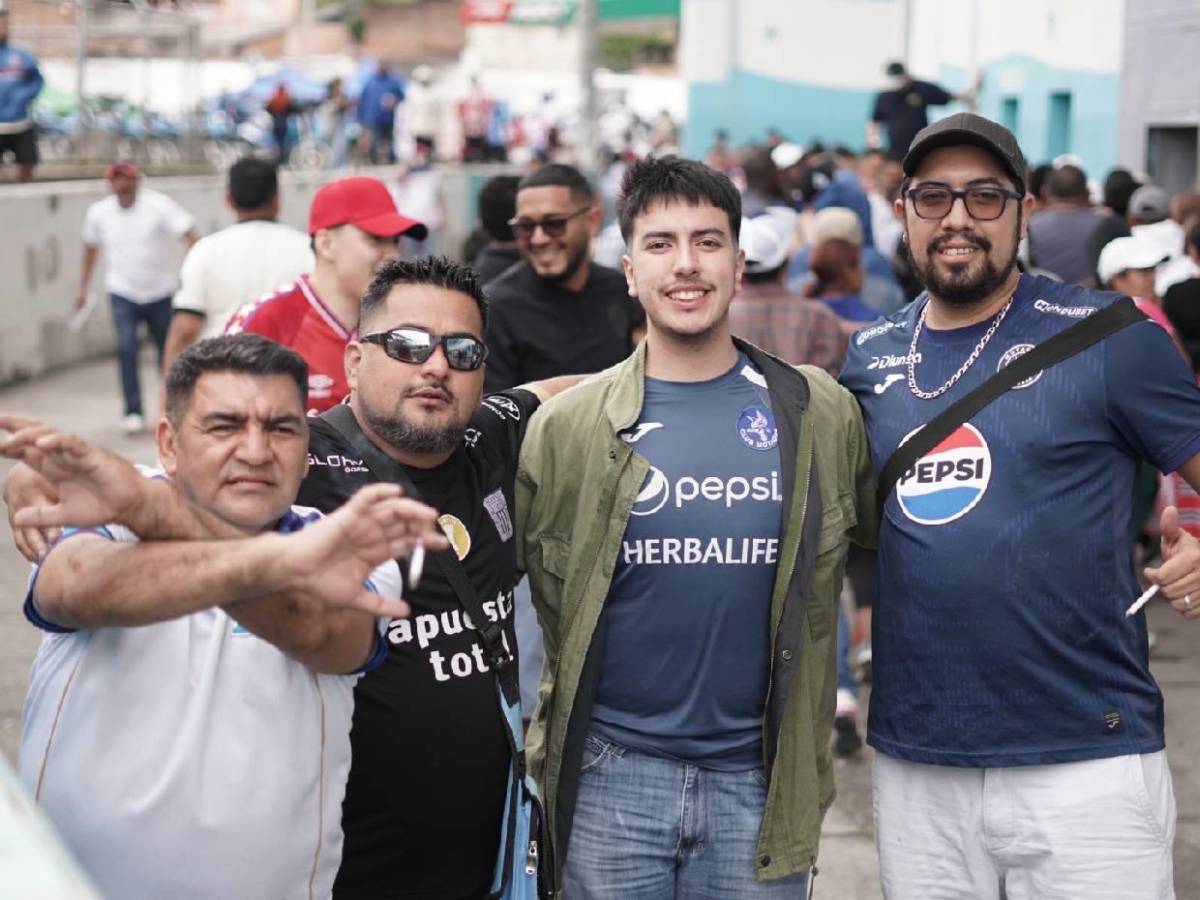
[408,540,425,590]
[1125,584,1159,618]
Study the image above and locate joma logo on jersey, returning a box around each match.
[895,424,991,525]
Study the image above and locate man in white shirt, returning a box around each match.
[162,157,313,371]
[1,333,447,900]
[77,161,199,434]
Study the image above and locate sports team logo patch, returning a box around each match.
[895,423,991,525]
[482,489,513,541]
[996,343,1042,389]
[438,514,472,560]
[737,405,778,451]
[308,373,335,398]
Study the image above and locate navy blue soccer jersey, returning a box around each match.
[840,274,1200,767]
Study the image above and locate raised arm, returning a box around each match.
[519,373,590,403]
[33,483,446,672]
[0,416,240,543]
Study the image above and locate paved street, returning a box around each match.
[0,356,1197,898]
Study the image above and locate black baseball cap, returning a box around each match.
[902,113,1028,196]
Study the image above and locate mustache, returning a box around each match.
[928,231,993,254]
[404,380,453,402]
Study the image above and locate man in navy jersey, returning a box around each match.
[840,113,1200,899]
[518,157,875,897]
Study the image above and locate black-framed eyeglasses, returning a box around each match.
[507,206,591,240]
[360,327,488,371]
[906,185,1022,221]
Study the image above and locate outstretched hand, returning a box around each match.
[0,415,146,537]
[281,483,449,618]
[1144,505,1200,620]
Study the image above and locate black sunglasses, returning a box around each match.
[507,206,591,240]
[360,327,488,371]
[906,185,1022,221]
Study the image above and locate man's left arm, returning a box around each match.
[1105,321,1200,615]
[159,193,198,247]
[221,484,436,673]
[0,417,447,669]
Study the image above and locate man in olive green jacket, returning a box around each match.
[516,157,876,897]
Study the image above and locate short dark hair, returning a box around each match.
[739,147,787,204]
[1029,163,1054,200]
[517,163,593,205]
[885,61,906,77]
[1103,168,1137,217]
[165,334,308,426]
[359,256,489,332]
[617,156,742,244]
[1047,164,1089,202]
[228,158,279,211]
[478,174,520,242]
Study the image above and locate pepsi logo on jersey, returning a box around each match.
[895,424,992,525]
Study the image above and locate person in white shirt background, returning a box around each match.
[76,161,198,435]
[160,157,313,375]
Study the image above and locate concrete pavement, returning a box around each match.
[0,355,1197,898]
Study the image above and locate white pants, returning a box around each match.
[873,751,1176,900]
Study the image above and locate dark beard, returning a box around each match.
[362,406,464,455]
[534,237,591,288]
[907,218,1021,308]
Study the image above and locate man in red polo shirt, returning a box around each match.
[226,176,426,413]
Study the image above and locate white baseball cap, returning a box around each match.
[740,206,798,275]
[1097,235,1170,285]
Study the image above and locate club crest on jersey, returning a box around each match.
[896,423,991,525]
[737,405,778,451]
[482,489,513,542]
[997,343,1042,388]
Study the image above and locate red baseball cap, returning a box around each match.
[308,176,428,240]
[105,161,140,179]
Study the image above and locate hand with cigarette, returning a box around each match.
[1139,506,1200,620]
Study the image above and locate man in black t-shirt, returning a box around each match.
[868,61,977,159]
[483,163,644,393]
[296,256,578,900]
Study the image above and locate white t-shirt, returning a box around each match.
[390,168,443,231]
[81,188,195,302]
[18,506,400,900]
[173,219,314,338]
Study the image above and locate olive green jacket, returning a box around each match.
[516,338,876,888]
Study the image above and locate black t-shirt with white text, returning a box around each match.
[298,390,540,900]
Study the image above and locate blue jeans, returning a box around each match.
[563,733,811,899]
[837,605,858,698]
[109,293,172,416]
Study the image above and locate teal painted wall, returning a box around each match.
[686,55,1118,179]
[960,55,1119,177]
[685,70,877,156]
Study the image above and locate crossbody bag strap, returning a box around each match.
[876,296,1145,511]
[321,404,522,709]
